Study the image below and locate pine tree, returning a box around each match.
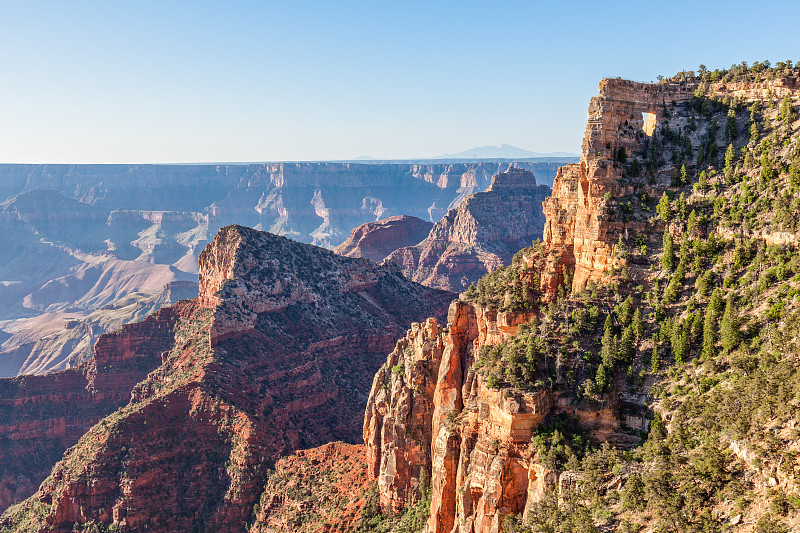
[696,270,713,298]
[724,143,736,182]
[604,314,614,334]
[779,95,797,127]
[749,121,759,143]
[696,170,708,190]
[679,239,690,265]
[676,192,687,220]
[671,319,689,364]
[465,284,478,301]
[666,262,686,303]
[595,363,610,392]
[632,308,644,343]
[651,343,661,372]
[725,107,737,140]
[657,192,672,222]
[679,164,689,185]
[749,101,760,123]
[662,231,676,272]
[618,295,634,326]
[702,303,718,359]
[720,293,741,353]
[687,209,698,236]
[690,311,703,346]
[600,317,616,368]
[619,326,635,364]
[526,336,538,372]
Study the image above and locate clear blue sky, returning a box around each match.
[1,0,798,163]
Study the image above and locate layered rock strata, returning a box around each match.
[0,161,570,377]
[541,75,800,293]
[542,79,695,292]
[334,215,433,263]
[386,168,551,292]
[365,78,729,532]
[364,300,567,533]
[364,296,632,533]
[0,302,185,512]
[0,225,454,532]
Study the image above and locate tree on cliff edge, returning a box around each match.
[662,232,676,272]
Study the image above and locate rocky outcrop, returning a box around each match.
[386,168,551,292]
[334,215,433,263]
[363,296,632,532]
[364,81,714,531]
[0,301,186,512]
[0,161,570,377]
[249,442,373,533]
[0,225,454,532]
[541,76,800,294]
[541,80,695,292]
[364,300,560,533]
[363,318,445,513]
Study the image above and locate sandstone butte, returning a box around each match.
[341,167,551,293]
[0,225,454,532]
[362,74,800,533]
[334,215,434,263]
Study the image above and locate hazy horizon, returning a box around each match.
[1,0,798,163]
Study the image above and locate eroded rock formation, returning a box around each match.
[0,161,569,378]
[363,295,635,532]
[334,215,433,263]
[542,80,694,292]
[0,301,185,512]
[364,79,724,532]
[541,76,800,293]
[364,300,567,533]
[386,168,551,292]
[0,225,454,532]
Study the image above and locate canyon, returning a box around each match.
[358,72,800,532]
[362,78,682,531]
[0,78,683,530]
[0,225,454,531]
[3,69,800,532]
[0,160,570,378]
[339,167,551,292]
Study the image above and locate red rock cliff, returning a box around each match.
[386,167,551,292]
[0,301,185,512]
[364,79,732,532]
[334,215,433,263]
[364,300,564,533]
[541,75,800,294]
[1,225,454,533]
[542,79,697,292]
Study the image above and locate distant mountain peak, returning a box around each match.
[431,144,578,159]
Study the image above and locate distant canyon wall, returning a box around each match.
[0,161,566,250]
[0,161,568,377]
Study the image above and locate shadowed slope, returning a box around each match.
[1,226,454,532]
